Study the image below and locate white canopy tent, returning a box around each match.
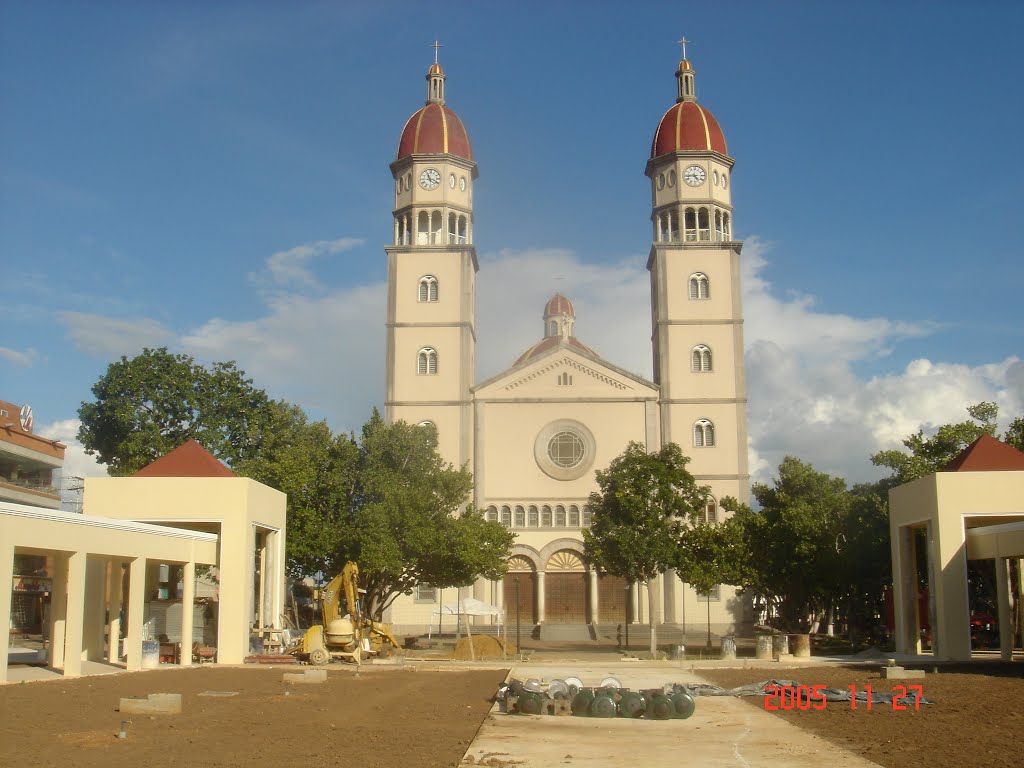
[428,598,506,658]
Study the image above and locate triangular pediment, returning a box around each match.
[474,345,657,400]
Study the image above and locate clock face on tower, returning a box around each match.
[683,165,706,187]
[419,168,441,190]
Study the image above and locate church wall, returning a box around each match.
[661,324,741,399]
[391,326,464,399]
[391,251,473,323]
[658,248,741,321]
[476,400,652,500]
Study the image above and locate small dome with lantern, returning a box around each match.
[396,59,473,161]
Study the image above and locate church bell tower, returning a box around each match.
[647,43,750,505]
[385,51,478,470]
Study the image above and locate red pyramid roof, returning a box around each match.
[133,439,236,478]
[941,434,1024,472]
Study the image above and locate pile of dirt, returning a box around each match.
[700,663,1024,768]
[0,665,508,768]
[452,635,508,660]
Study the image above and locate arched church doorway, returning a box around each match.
[545,550,588,623]
[597,573,629,624]
[503,555,536,625]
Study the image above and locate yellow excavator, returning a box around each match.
[294,561,400,665]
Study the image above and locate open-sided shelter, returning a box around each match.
[84,440,287,665]
[890,435,1024,660]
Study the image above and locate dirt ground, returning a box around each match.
[0,665,508,768]
[700,662,1024,768]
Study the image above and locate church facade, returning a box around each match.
[382,51,750,637]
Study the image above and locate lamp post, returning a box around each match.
[514,577,521,655]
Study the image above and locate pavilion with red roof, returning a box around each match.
[889,434,1024,661]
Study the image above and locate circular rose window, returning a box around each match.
[534,420,596,480]
[548,431,585,468]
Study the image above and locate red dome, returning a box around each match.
[650,101,728,158]
[544,293,575,318]
[397,103,473,161]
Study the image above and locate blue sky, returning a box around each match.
[2,1,1022,486]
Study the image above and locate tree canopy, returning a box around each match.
[870,401,1010,485]
[584,441,709,655]
[78,347,272,475]
[336,412,514,620]
[732,457,851,632]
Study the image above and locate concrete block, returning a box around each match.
[882,666,925,679]
[776,653,794,662]
[283,669,328,684]
[119,693,182,715]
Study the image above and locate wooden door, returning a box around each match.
[598,574,628,624]
[545,572,587,623]
[503,572,536,625]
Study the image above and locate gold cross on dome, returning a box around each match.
[431,40,443,64]
[677,35,691,59]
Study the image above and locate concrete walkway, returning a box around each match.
[464,661,878,768]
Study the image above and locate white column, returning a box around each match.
[493,578,504,627]
[996,557,1012,661]
[0,541,14,683]
[588,571,598,624]
[536,572,546,623]
[649,575,663,625]
[636,582,647,624]
[126,558,146,672]
[62,550,87,677]
[180,561,195,666]
[48,552,68,670]
[107,562,123,663]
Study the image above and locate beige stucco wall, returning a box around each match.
[84,476,287,665]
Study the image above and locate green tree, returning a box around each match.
[839,482,892,645]
[233,401,358,578]
[735,457,850,632]
[78,347,272,475]
[675,513,747,647]
[583,441,709,657]
[870,401,999,484]
[335,412,514,620]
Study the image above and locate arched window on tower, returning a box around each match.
[689,273,710,300]
[447,213,457,244]
[417,347,438,375]
[548,320,558,336]
[669,210,679,241]
[715,210,723,241]
[418,275,439,303]
[458,215,468,244]
[723,213,731,240]
[693,419,715,448]
[430,210,442,244]
[417,211,430,245]
[691,344,712,372]
[684,208,698,241]
[486,506,498,523]
[500,506,512,527]
[698,208,711,241]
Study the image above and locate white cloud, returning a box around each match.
[61,312,175,358]
[0,346,37,367]
[249,237,365,292]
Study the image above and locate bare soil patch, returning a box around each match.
[0,665,508,768]
[700,662,1024,768]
